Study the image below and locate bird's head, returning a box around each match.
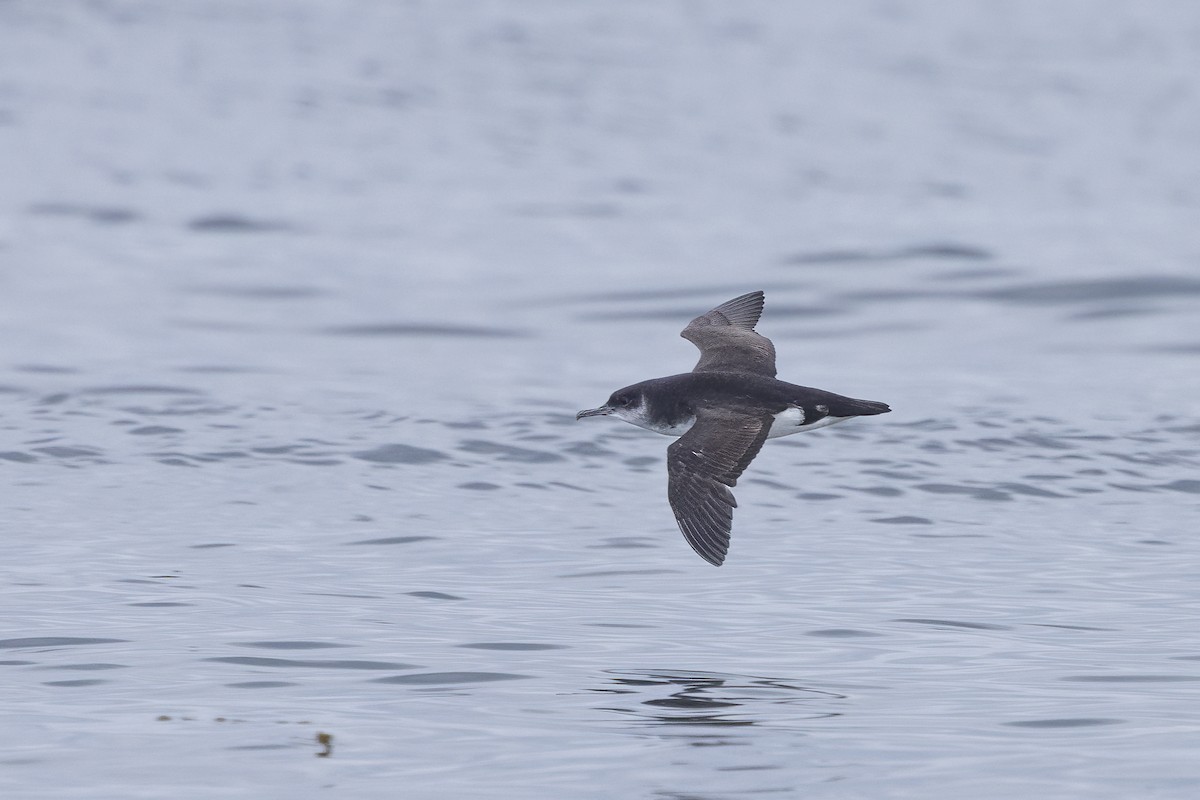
[576,387,644,423]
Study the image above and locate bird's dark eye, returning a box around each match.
[619,394,634,407]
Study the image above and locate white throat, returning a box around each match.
[612,406,695,437]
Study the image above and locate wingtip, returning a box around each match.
[732,289,766,305]
[696,548,726,567]
[674,514,731,566]
[708,291,766,330]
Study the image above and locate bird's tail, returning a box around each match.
[853,399,891,416]
[833,397,891,416]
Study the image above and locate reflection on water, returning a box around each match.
[597,670,845,730]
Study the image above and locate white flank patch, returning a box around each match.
[767,406,850,438]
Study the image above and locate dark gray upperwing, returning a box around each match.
[666,408,773,566]
[680,291,777,378]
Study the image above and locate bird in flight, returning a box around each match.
[576,291,890,566]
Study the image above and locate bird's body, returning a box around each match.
[576,291,890,566]
[597,371,887,439]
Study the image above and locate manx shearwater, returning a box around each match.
[576,290,890,566]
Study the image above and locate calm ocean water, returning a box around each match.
[3,2,1200,798]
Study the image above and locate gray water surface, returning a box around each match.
[3,2,1200,798]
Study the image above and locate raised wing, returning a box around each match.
[666,408,773,566]
[680,291,776,377]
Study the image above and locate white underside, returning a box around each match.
[615,404,850,438]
